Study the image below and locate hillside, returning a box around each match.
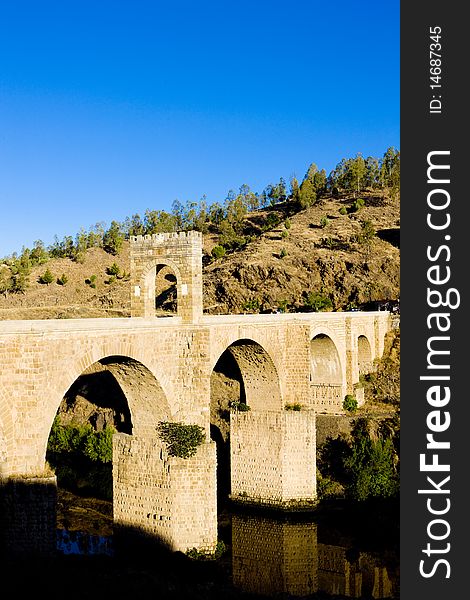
[204,191,399,313]
[0,190,399,320]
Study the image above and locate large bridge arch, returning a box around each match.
[38,347,174,473]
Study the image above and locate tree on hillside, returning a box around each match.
[143,209,179,234]
[239,184,259,212]
[226,194,247,233]
[38,268,54,285]
[103,221,124,255]
[299,178,316,209]
[304,163,327,195]
[350,154,367,195]
[30,240,49,265]
[364,156,380,189]
[123,214,145,237]
[289,176,300,205]
[74,229,89,259]
[380,147,400,197]
[298,163,327,208]
[329,154,367,196]
[208,202,226,229]
[88,222,106,248]
[0,266,12,296]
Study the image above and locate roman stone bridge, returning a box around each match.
[0,231,392,556]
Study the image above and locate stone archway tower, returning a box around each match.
[130,231,203,322]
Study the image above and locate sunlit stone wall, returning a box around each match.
[113,433,217,553]
[230,411,317,506]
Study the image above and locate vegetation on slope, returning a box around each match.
[0,148,399,319]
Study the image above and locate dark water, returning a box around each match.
[228,510,399,598]
[57,506,399,599]
[57,529,113,556]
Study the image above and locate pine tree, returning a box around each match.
[103,221,124,255]
[299,178,316,208]
[38,268,54,285]
[290,176,300,205]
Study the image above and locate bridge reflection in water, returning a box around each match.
[231,512,398,599]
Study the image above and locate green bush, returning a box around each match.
[358,220,376,243]
[85,274,97,288]
[339,206,348,215]
[317,418,399,502]
[320,216,329,228]
[211,245,226,259]
[157,421,205,458]
[302,291,333,312]
[46,417,115,499]
[186,540,226,560]
[317,472,345,500]
[242,298,261,312]
[279,247,288,258]
[344,420,399,501]
[343,394,358,413]
[106,262,120,276]
[57,273,68,286]
[229,400,251,412]
[47,417,114,463]
[285,403,302,411]
[284,218,291,229]
[38,268,54,285]
[265,212,280,229]
[350,197,365,213]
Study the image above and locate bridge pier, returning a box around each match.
[230,411,317,508]
[0,474,57,557]
[113,433,217,554]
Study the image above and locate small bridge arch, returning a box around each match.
[310,333,343,386]
[357,334,373,374]
[211,338,283,412]
[140,257,183,317]
[309,330,345,412]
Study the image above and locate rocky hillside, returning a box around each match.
[204,191,399,314]
[0,190,399,319]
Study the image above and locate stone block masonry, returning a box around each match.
[230,411,317,507]
[113,434,217,553]
[0,475,57,557]
[130,231,203,322]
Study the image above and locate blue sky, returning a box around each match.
[0,1,399,258]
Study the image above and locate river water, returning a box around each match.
[57,506,399,599]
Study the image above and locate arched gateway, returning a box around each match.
[0,231,392,557]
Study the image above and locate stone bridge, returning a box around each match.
[0,231,392,556]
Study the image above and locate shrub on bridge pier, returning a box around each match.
[156,421,206,458]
